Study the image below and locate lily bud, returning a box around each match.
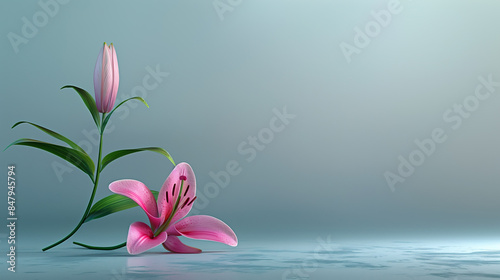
[93,42,119,113]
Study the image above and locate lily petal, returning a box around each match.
[157,162,196,225]
[109,179,162,230]
[127,222,167,255]
[162,235,201,254]
[166,223,181,236]
[107,43,119,111]
[174,215,238,247]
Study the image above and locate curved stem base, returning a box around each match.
[73,241,126,250]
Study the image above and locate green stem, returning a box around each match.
[73,241,126,250]
[42,114,106,251]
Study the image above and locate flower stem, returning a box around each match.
[73,241,126,250]
[42,114,106,251]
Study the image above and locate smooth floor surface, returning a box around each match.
[3,239,500,279]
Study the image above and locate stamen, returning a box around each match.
[187,196,197,206]
[166,191,169,203]
[179,175,187,181]
[180,198,190,209]
[184,185,190,196]
[172,184,176,197]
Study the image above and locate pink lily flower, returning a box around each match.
[93,42,119,113]
[109,162,238,254]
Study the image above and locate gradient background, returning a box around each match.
[2,0,500,279]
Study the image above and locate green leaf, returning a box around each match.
[100,147,175,172]
[84,191,159,223]
[101,97,148,133]
[61,85,100,128]
[5,138,95,181]
[12,121,87,154]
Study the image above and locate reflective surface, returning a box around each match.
[5,239,500,279]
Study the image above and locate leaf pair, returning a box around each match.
[61,85,149,133]
[5,122,96,181]
[5,86,100,181]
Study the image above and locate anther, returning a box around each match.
[184,185,190,196]
[180,198,190,209]
[166,191,169,203]
[187,196,197,206]
[172,184,176,196]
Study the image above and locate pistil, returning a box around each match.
[154,176,193,237]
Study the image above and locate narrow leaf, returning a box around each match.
[12,121,87,154]
[100,147,175,172]
[5,138,95,181]
[102,97,148,133]
[61,85,100,128]
[84,191,159,223]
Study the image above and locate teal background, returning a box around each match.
[2,1,500,279]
